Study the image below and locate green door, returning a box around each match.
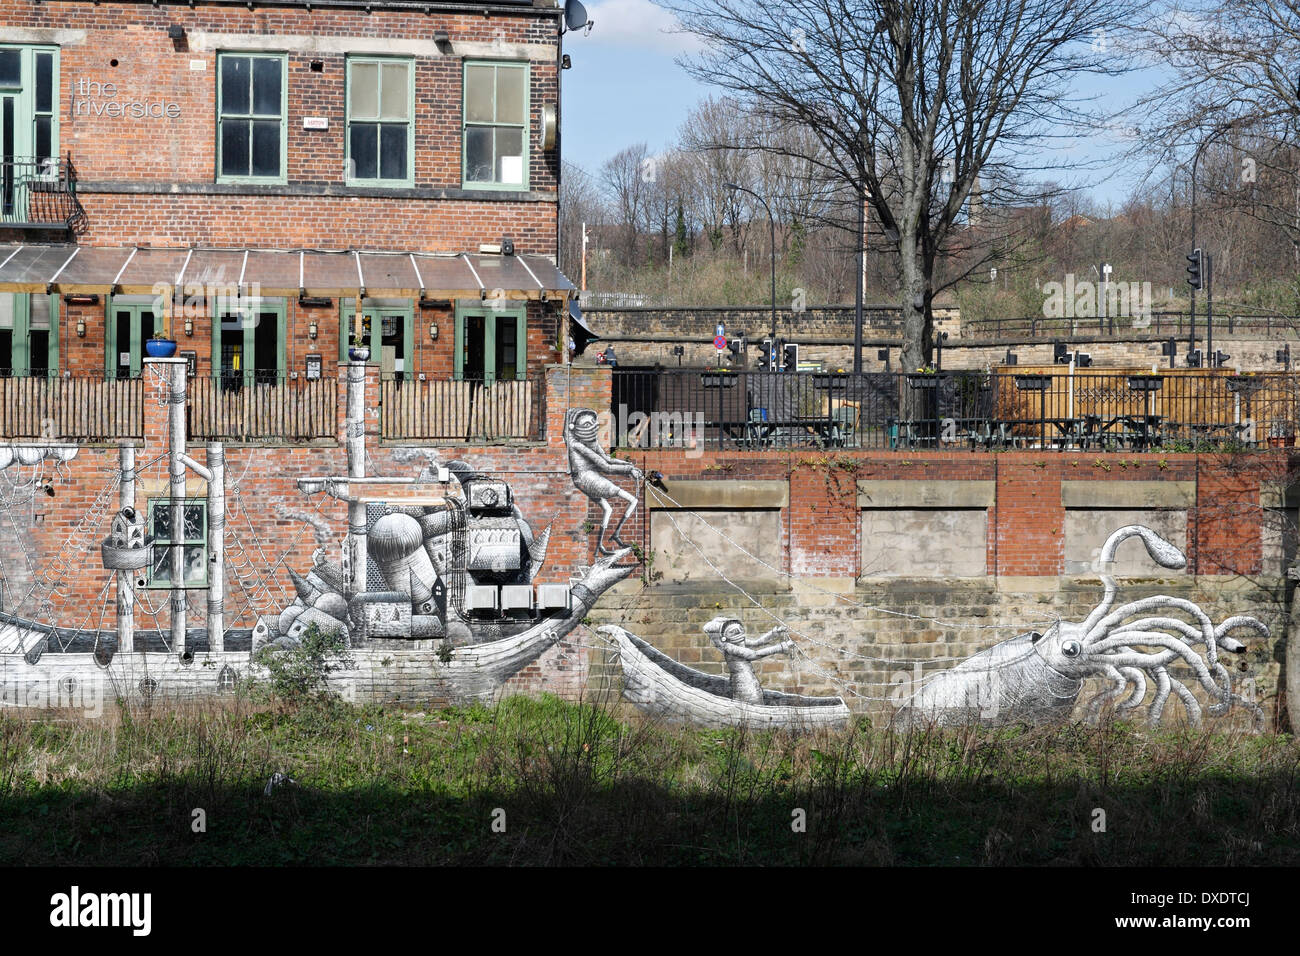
[0,293,57,376]
[0,46,58,221]
[106,299,159,379]
[454,301,525,383]
[341,299,414,380]
[214,302,286,390]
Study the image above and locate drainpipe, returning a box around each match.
[346,360,368,595]
[117,445,135,654]
[167,360,188,659]
[206,442,225,652]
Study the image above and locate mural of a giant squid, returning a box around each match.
[586,429,1268,730]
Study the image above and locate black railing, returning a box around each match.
[965,312,1300,340]
[380,375,543,441]
[188,374,337,443]
[612,368,1300,452]
[0,374,142,441]
[0,154,87,233]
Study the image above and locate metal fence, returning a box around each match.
[0,374,143,441]
[0,155,87,232]
[188,374,337,443]
[380,376,542,442]
[611,367,1300,452]
[964,312,1300,340]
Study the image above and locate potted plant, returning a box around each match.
[145,331,178,358]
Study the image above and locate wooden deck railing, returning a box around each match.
[381,376,542,441]
[187,375,337,443]
[0,375,143,441]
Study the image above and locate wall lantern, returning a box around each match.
[167,24,186,40]
[308,322,319,340]
[183,317,194,337]
[76,319,86,338]
[429,324,439,341]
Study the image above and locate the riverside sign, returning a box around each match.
[71,79,181,119]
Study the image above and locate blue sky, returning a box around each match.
[559,0,1164,208]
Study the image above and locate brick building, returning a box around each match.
[0,0,579,388]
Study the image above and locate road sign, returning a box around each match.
[713,335,727,351]
[716,322,725,338]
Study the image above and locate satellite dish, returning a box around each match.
[564,0,592,33]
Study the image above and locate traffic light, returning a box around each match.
[727,334,746,364]
[782,342,799,371]
[1053,341,1069,364]
[760,337,776,370]
[1187,348,1202,368]
[1073,352,1093,368]
[1186,248,1203,290]
[1212,350,1230,368]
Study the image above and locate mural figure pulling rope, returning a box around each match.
[566,408,641,555]
[704,616,795,704]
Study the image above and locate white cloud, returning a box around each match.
[581,0,704,55]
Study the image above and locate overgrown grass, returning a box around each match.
[2,694,1298,865]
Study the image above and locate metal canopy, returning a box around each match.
[0,244,576,300]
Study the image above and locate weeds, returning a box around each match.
[0,695,1297,865]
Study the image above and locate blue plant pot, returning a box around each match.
[145,339,178,358]
[348,346,371,362]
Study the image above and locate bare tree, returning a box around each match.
[600,143,653,266]
[559,160,605,279]
[661,0,1142,369]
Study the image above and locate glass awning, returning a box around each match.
[0,244,577,300]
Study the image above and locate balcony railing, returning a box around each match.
[0,154,87,234]
[381,376,542,441]
[188,374,337,443]
[611,367,1300,452]
[0,374,142,441]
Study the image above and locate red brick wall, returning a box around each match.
[615,448,1283,580]
[0,0,561,251]
[19,360,610,635]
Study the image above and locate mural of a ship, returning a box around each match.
[0,360,635,710]
[601,624,851,730]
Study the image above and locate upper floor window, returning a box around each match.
[0,46,57,166]
[346,57,413,185]
[463,61,527,190]
[217,53,286,182]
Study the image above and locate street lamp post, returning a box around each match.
[1190,121,1238,365]
[725,182,777,360]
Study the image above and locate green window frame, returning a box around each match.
[0,44,59,178]
[345,56,414,186]
[211,298,287,388]
[462,60,528,191]
[453,300,526,383]
[0,292,58,377]
[105,296,161,380]
[216,52,288,183]
[146,498,208,589]
[341,299,415,379]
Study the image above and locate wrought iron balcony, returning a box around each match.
[0,154,88,234]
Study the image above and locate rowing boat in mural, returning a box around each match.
[601,624,851,730]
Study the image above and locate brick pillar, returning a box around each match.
[1194,462,1262,575]
[993,458,1065,577]
[788,462,858,576]
[544,362,611,447]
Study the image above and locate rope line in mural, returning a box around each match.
[649,484,1060,637]
[653,506,1052,702]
